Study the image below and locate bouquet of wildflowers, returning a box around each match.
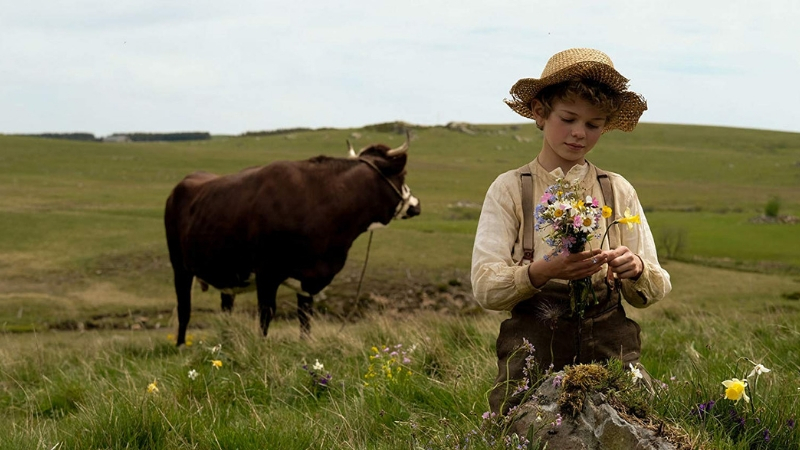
[535,178,612,318]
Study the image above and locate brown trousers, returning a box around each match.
[489,278,642,414]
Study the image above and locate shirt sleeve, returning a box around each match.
[471,174,541,311]
[616,189,672,308]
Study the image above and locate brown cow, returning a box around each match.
[164,135,420,345]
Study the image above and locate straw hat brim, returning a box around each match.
[504,60,647,133]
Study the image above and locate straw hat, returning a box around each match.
[504,48,647,132]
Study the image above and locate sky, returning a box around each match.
[2,1,799,137]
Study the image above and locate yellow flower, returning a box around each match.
[722,378,749,403]
[618,208,641,230]
[147,380,159,393]
[211,360,223,369]
[601,205,613,219]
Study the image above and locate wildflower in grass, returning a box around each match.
[742,360,770,408]
[503,433,530,449]
[147,380,159,393]
[729,409,746,427]
[722,378,749,403]
[364,343,415,385]
[208,343,222,354]
[629,363,643,384]
[188,369,198,380]
[763,428,771,442]
[691,400,715,419]
[748,362,770,378]
[211,360,223,369]
[302,360,332,396]
[787,418,795,430]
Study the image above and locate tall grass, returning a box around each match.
[2,281,799,449]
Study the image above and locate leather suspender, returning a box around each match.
[519,165,535,265]
[595,168,618,248]
[518,163,617,265]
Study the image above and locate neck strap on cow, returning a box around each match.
[358,158,413,218]
[358,158,404,199]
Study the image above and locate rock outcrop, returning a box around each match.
[507,370,684,450]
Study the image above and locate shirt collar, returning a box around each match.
[534,158,590,181]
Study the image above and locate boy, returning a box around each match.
[470,48,671,414]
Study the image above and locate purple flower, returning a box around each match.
[521,338,535,355]
[763,428,770,442]
[729,409,746,427]
[787,418,796,430]
[691,400,715,419]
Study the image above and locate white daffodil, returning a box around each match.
[629,363,643,383]
[748,363,771,378]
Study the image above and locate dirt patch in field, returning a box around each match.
[1,256,486,333]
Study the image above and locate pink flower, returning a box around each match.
[540,192,553,203]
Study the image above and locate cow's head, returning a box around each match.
[347,132,421,222]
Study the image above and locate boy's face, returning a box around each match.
[532,97,607,168]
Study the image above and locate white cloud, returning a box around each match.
[1,0,798,135]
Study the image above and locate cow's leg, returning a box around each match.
[256,279,280,337]
[174,269,194,347]
[221,293,235,312]
[297,293,313,339]
[298,277,332,338]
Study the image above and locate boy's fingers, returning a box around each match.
[570,249,603,260]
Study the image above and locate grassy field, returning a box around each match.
[1,123,800,448]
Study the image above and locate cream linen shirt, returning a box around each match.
[471,158,671,311]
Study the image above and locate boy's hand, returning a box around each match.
[602,246,643,280]
[528,248,607,288]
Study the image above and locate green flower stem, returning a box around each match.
[599,219,622,250]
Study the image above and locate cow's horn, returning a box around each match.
[346,140,357,158]
[386,131,410,157]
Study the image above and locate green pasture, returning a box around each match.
[1,123,800,448]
